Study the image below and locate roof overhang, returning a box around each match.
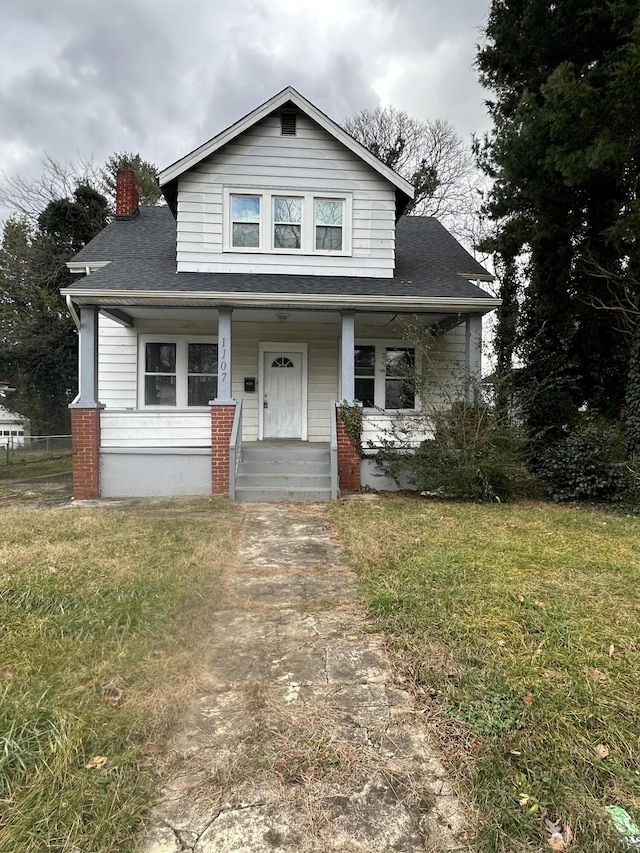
[61,287,501,315]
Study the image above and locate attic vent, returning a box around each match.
[281,111,297,136]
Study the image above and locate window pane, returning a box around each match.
[145,375,176,406]
[274,223,301,248]
[274,197,302,223]
[315,200,343,225]
[232,196,260,222]
[355,378,375,408]
[316,225,342,250]
[188,343,217,374]
[232,222,260,248]
[188,376,217,406]
[354,345,375,376]
[385,348,415,377]
[385,379,414,409]
[145,343,176,373]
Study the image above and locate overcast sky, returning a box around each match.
[0,0,492,218]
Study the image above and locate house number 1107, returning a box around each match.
[219,336,228,384]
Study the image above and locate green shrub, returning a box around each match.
[375,402,524,502]
[538,422,626,502]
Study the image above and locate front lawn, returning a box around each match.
[0,499,238,853]
[333,497,640,852]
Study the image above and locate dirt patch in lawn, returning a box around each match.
[0,472,73,507]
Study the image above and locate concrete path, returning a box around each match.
[140,502,469,853]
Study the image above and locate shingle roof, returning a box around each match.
[68,206,494,301]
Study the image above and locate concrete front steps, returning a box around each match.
[234,441,333,502]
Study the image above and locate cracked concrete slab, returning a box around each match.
[139,502,470,853]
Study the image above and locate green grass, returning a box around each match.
[332,497,640,852]
[0,499,239,852]
[0,454,72,482]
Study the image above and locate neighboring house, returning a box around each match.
[62,86,499,501]
[0,382,28,446]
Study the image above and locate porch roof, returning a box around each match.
[64,207,498,312]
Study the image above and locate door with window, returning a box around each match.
[263,351,303,438]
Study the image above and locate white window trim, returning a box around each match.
[138,334,218,410]
[223,187,352,256]
[345,340,421,412]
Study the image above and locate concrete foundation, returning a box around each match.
[100,448,211,497]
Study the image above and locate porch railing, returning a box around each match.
[330,401,339,500]
[228,399,243,500]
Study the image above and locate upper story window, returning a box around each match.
[231,195,261,248]
[315,199,343,251]
[274,197,302,248]
[225,188,351,255]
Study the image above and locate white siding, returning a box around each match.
[98,316,137,408]
[175,114,396,277]
[101,411,211,448]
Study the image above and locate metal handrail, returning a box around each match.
[330,400,339,500]
[228,399,243,500]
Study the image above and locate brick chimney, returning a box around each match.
[115,169,140,219]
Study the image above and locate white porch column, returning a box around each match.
[75,305,100,406]
[466,314,483,403]
[215,307,234,402]
[340,311,355,404]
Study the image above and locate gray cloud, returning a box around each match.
[0,0,492,221]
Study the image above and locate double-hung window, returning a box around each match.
[231,195,260,248]
[352,343,417,410]
[385,348,415,409]
[315,199,343,251]
[273,197,302,248]
[226,189,350,255]
[354,346,375,407]
[141,337,218,407]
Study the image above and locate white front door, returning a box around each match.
[263,351,303,438]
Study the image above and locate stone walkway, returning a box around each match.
[141,503,470,853]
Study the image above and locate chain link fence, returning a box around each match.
[1,435,72,466]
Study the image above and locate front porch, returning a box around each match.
[68,303,487,501]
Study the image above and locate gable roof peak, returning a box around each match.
[157,86,414,212]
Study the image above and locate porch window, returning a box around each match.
[354,345,375,407]
[145,342,176,405]
[141,338,217,407]
[187,343,218,405]
[353,343,416,410]
[385,348,415,409]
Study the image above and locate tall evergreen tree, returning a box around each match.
[477,0,640,451]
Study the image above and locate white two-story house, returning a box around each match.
[62,87,498,501]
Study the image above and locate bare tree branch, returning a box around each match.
[342,105,484,240]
